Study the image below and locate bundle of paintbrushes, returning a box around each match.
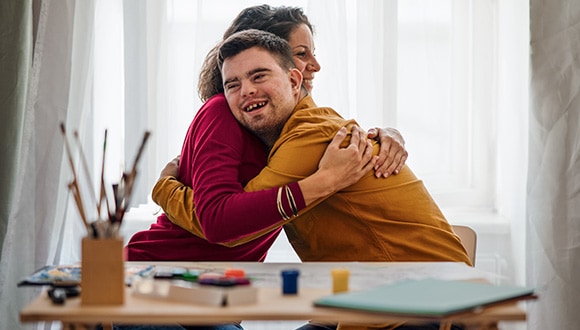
[60,122,151,239]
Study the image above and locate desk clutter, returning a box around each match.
[132,266,258,306]
[19,261,536,315]
[18,264,155,288]
[132,266,308,306]
[20,262,534,328]
[18,264,152,305]
[133,280,257,307]
[19,263,353,308]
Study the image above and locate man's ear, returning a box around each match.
[289,68,303,94]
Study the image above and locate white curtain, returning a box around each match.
[528,0,580,328]
[0,0,95,328]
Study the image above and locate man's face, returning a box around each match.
[222,47,302,145]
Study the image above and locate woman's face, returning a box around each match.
[288,24,321,92]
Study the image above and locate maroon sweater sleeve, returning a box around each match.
[180,94,305,244]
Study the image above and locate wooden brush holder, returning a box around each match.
[81,237,125,305]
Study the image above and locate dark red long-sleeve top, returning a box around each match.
[126,94,304,261]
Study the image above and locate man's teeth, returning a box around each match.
[246,102,266,112]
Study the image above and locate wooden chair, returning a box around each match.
[452,225,477,265]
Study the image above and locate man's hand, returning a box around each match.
[317,126,377,191]
[367,127,408,178]
[159,155,180,179]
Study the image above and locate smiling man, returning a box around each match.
[217,29,471,267]
[221,36,303,148]
[217,29,469,330]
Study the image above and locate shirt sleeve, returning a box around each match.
[151,176,205,238]
[244,122,333,212]
[244,108,358,216]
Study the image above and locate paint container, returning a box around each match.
[281,269,300,295]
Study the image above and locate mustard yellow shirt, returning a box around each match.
[154,95,470,265]
[243,95,471,264]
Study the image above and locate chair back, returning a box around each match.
[452,225,477,265]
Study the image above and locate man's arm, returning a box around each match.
[151,156,206,237]
[152,175,205,238]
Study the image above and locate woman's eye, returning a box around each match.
[295,52,307,58]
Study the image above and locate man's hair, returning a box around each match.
[217,29,296,75]
[198,5,313,101]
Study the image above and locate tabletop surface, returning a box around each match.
[20,261,529,325]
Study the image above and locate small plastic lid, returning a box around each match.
[281,269,300,277]
[224,268,246,278]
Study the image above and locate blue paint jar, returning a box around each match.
[281,269,300,295]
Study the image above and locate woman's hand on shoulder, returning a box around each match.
[367,127,408,178]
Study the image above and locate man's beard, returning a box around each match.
[250,121,285,149]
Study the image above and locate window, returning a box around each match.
[92,0,525,221]
[397,0,497,210]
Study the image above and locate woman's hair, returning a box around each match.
[197,5,313,101]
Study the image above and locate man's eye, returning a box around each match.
[225,83,239,91]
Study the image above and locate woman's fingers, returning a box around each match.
[370,127,408,178]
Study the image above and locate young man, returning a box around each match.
[217,29,471,265]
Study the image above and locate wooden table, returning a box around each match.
[20,262,529,329]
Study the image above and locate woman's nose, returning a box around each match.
[308,57,321,72]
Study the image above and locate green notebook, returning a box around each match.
[314,279,535,317]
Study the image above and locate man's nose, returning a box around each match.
[241,82,257,98]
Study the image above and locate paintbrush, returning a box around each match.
[72,130,99,218]
[60,123,90,232]
[98,129,110,221]
[116,131,151,225]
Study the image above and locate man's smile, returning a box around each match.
[244,101,267,112]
